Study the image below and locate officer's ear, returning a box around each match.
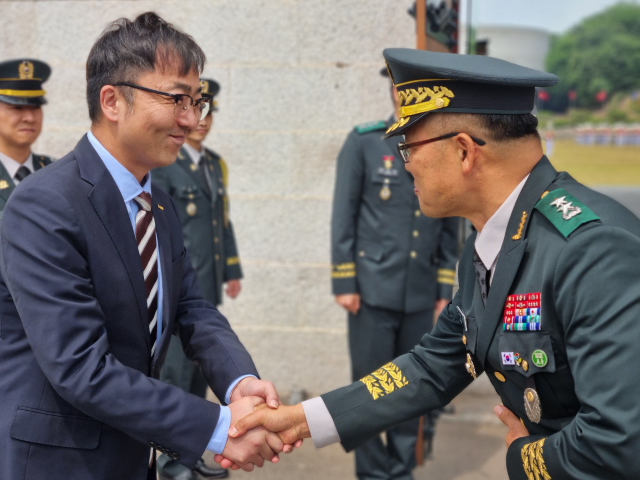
[455,133,480,176]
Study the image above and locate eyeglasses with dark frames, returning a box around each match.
[397,132,486,163]
[113,82,212,121]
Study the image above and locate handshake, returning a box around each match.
[214,377,312,472]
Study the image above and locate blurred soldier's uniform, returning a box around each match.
[153,78,240,480]
[0,59,52,211]
[331,101,458,478]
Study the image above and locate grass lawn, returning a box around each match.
[547,140,640,186]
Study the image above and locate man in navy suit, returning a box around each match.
[0,12,290,480]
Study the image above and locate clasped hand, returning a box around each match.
[220,377,304,472]
[215,403,310,471]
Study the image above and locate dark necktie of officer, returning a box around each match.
[473,251,491,307]
[198,155,213,194]
[14,165,31,182]
[134,192,159,357]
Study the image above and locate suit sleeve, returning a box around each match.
[506,225,640,480]
[331,130,364,295]
[0,185,219,469]
[321,287,477,451]
[436,217,459,299]
[164,194,255,398]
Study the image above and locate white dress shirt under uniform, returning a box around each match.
[0,150,35,185]
[301,173,530,447]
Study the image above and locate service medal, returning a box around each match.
[186,202,197,216]
[524,387,542,423]
[380,185,391,201]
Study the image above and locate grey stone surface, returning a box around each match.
[2,0,416,397]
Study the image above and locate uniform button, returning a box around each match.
[410,251,417,259]
[415,210,421,217]
[214,237,219,243]
[212,220,217,226]
[413,230,419,238]
[359,250,365,257]
[494,372,506,382]
[171,453,180,460]
[215,254,220,261]
[384,178,390,184]
[188,194,194,199]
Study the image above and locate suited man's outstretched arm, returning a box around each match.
[1,184,231,468]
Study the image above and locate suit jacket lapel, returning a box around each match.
[77,136,151,348]
[176,147,211,200]
[151,200,173,362]
[476,156,559,365]
[0,161,15,205]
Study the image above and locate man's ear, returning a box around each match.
[455,133,481,176]
[99,85,122,123]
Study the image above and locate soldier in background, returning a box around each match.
[330,67,459,480]
[152,78,241,480]
[0,59,53,210]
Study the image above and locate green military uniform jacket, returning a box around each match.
[331,117,458,312]
[322,156,640,479]
[0,154,52,211]
[152,147,242,306]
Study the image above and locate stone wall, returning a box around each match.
[0,0,415,396]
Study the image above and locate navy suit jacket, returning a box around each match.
[0,135,259,480]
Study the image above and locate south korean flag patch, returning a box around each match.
[502,352,516,365]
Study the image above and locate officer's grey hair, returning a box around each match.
[86,12,206,121]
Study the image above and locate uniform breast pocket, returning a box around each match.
[498,331,556,377]
[177,185,205,218]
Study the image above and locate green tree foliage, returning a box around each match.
[544,3,640,111]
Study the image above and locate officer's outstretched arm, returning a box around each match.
[506,225,640,480]
[321,291,475,451]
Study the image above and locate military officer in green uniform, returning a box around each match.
[0,59,52,209]
[152,78,240,480]
[331,67,458,480]
[225,49,640,480]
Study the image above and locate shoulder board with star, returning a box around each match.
[34,154,53,169]
[354,120,387,135]
[534,188,600,238]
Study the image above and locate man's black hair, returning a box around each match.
[476,114,540,142]
[86,12,206,121]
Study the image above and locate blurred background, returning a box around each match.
[1,1,639,478]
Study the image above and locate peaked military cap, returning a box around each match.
[0,59,51,106]
[199,77,220,112]
[383,48,558,137]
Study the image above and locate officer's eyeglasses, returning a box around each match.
[397,132,486,163]
[113,82,212,121]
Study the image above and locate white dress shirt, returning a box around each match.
[182,142,203,165]
[302,173,531,448]
[0,151,35,185]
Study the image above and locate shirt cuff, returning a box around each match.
[224,374,257,404]
[301,397,340,448]
[206,405,231,454]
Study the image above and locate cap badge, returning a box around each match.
[200,80,209,95]
[19,61,34,80]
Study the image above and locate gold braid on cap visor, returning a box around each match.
[387,80,454,134]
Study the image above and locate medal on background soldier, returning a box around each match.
[0,59,53,210]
